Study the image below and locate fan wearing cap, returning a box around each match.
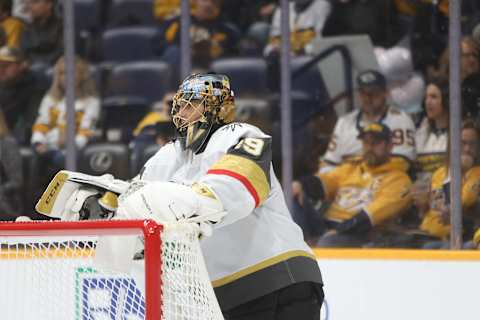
[321,69,416,173]
[293,123,412,247]
[0,45,46,143]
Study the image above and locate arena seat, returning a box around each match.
[108,0,155,26]
[101,27,160,63]
[78,143,131,180]
[210,58,269,97]
[104,61,173,104]
[74,0,101,33]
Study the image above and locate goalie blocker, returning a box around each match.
[36,73,324,319]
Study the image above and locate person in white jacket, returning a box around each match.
[31,55,99,181]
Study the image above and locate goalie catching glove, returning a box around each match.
[35,170,130,221]
[116,181,226,236]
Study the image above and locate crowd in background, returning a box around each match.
[0,0,480,249]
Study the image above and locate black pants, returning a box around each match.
[223,282,324,320]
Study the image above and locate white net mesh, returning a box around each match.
[0,220,224,320]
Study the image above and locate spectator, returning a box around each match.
[264,0,331,57]
[0,109,22,220]
[414,78,449,180]
[293,123,412,247]
[428,36,480,82]
[409,0,449,75]
[0,0,25,48]
[130,92,176,173]
[158,0,240,69]
[225,0,277,55]
[416,119,480,249]
[0,45,46,143]
[153,0,179,22]
[31,55,99,179]
[20,0,62,67]
[321,69,416,173]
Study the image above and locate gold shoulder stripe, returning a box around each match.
[208,154,269,207]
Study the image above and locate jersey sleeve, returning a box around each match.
[76,97,100,149]
[199,136,272,227]
[322,117,345,165]
[31,95,55,145]
[363,172,412,225]
[390,111,416,161]
[316,163,352,201]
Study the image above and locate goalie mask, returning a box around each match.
[172,73,235,153]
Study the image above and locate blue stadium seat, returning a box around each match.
[102,61,173,141]
[101,27,160,63]
[78,142,131,180]
[210,58,269,97]
[74,0,101,33]
[104,61,173,104]
[108,0,155,26]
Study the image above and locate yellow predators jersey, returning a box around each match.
[420,166,480,239]
[317,159,412,226]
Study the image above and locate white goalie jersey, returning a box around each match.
[140,122,322,311]
[322,107,416,172]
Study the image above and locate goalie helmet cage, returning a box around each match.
[0,219,224,320]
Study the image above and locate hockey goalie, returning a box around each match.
[35,73,324,319]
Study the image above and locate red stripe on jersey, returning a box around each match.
[207,169,260,207]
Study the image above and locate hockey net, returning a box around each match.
[0,219,224,320]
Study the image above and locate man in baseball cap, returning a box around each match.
[356,69,387,90]
[320,67,415,173]
[358,122,393,167]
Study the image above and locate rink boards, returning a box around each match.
[315,249,480,320]
[0,244,477,320]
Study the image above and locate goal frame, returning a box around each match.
[0,219,162,320]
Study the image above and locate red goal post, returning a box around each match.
[0,219,223,320]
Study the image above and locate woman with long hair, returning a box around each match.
[414,77,449,179]
[0,110,23,219]
[31,55,99,169]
